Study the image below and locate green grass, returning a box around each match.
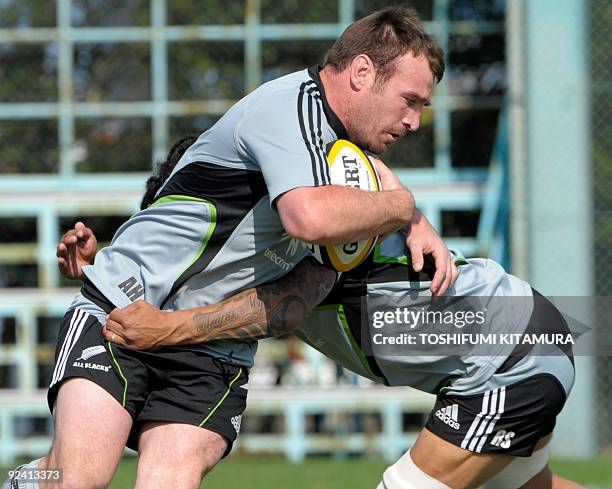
[106,456,612,489]
[4,456,612,488]
[549,457,612,487]
[109,457,389,488]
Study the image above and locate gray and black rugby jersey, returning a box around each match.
[80,66,347,367]
[295,233,573,397]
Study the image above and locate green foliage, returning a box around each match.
[71,0,149,27]
[73,43,150,102]
[0,0,55,28]
[167,0,245,25]
[74,118,151,173]
[0,120,58,173]
[0,44,57,103]
[356,0,433,21]
[260,0,338,23]
[169,41,244,100]
[262,40,332,82]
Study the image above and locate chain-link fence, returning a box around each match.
[591,0,612,454]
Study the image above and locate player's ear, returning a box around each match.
[349,54,376,91]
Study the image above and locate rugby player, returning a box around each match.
[54,135,583,489]
[5,7,456,489]
[84,233,582,489]
[56,215,583,489]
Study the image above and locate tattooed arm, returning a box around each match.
[102,257,336,350]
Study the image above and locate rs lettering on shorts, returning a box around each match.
[490,430,515,449]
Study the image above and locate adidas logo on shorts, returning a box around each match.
[435,404,460,430]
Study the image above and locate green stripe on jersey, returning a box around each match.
[150,194,213,207]
[151,194,218,271]
[187,205,217,269]
[337,304,375,376]
[373,246,410,265]
[318,304,376,377]
[374,246,469,267]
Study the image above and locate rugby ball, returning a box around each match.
[309,139,381,272]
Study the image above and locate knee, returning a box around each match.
[135,443,225,489]
[58,471,112,489]
[45,457,113,489]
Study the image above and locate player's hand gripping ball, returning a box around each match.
[308,139,381,272]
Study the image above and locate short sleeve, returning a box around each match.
[236,82,332,204]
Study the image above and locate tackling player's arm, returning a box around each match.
[56,223,336,350]
[103,258,335,350]
[56,221,98,279]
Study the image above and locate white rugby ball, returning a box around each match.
[309,139,381,272]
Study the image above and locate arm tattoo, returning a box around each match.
[193,258,336,342]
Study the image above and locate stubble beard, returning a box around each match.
[345,101,385,155]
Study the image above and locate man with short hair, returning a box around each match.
[5,7,458,489]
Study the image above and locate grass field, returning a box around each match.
[4,456,612,488]
[105,456,612,488]
[109,456,612,488]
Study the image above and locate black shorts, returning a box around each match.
[48,308,249,454]
[426,291,574,457]
[425,373,567,457]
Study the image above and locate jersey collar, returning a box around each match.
[308,65,349,140]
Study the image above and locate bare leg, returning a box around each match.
[381,430,585,489]
[408,428,513,489]
[134,422,228,489]
[484,436,585,489]
[39,378,132,489]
